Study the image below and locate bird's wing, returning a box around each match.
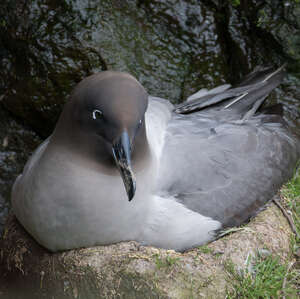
[174,65,285,116]
[156,111,299,227]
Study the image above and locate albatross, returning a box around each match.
[12,66,300,252]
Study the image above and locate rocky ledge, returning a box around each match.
[0,200,293,299]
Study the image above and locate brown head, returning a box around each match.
[53,71,149,201]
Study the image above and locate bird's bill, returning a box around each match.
[112,131,136,201]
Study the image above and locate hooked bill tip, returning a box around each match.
[123,167,136,202]
[127,180,136,202]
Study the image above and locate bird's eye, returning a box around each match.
[92,109,103,120]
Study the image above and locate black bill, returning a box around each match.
[112,131,136,201]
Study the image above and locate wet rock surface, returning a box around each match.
[0,108,41,235]
[255,0,300,73]
[0,0,235,137]
[0,0,106,136]
[1,0,299,137]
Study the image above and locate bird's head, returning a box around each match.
[56,71,149,201]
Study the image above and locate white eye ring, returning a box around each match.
[92,109,103,120]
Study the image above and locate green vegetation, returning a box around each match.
[282,169,300,203]
[230,0,240,7]
[154,254,180,269]
[225,254,298,298]
[281,166,300,243]
[198,245,213,254]
[225,168,300,298]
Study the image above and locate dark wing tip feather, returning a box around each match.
[174,65,286,115]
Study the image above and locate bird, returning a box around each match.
[11,66,300,252]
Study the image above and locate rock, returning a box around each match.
[2,0,299,137]
[0,0,229,137]
[0,202,293,299]
[255,0,300,74]
[0,0,106,136]
[0,107,41,234]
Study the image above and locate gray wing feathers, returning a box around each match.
[174,65,285,116]
[157,114,299,227]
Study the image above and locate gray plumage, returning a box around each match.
[12,67,300,252]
